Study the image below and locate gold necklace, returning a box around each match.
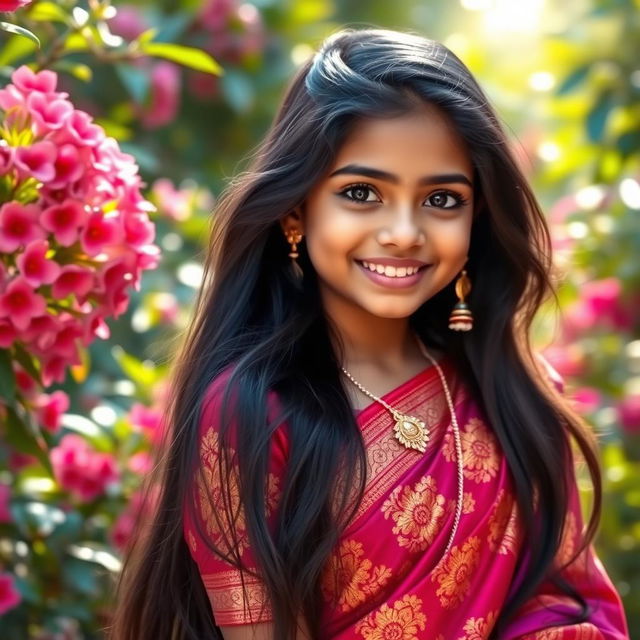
[341,337,464,555]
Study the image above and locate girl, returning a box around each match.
[110,28,630,640]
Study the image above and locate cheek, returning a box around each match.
[304,204,364,264]
[427,216,472,259]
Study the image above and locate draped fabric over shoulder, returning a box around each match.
[182,358,630,639]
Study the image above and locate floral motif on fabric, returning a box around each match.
[456,610,498,639]
[488,489,520,555]
[431,536,481,609]
[442,417,500,483]
[462,491,476,514]
[321,539,393,612]
[196,426,280,557]
[381,475,447,552]
[355,593,427,639]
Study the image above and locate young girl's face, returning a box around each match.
[285,101,475,322]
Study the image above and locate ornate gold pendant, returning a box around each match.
[391,410,429,452]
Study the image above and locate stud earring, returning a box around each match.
[448,268,473,331]
[284,228,304,282]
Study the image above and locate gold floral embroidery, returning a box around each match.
[442,418,500,483]
[355,593,427,639]
[321,539,392,612]
[462,491,476,514]
[457,611,498,639]
[431,536,481,609]
[488,489,520,555]
[196,426,281,558]
[381,475,447,552]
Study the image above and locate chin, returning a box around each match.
[361,301,423,320]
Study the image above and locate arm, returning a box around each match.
[183,370,294,630]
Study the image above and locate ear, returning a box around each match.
[280,205,305,236]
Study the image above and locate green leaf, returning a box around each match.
[221,70,254,113]
[0,22,40,48]
[617,131,640,158]
[61,556,100,596]
[63,31,90,53]
[112,346,160,388]
[586,90,616,143]
[556,63,591,95]
[54,60,92,82]
[136,28,157,46]
[118,142,159,173]
[4,407,52,475]
[0,33,37,66]
[141,42,223,75]
[13,342,42,386]
[13,574,41,604]
[27,1,69,24]
[0,348,16,404]
[47,510,83,548]
[115,63,151,104]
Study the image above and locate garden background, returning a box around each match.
[0,0,638,638]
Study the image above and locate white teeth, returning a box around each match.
[359,261,423,278]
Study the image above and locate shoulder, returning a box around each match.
[198,363,290,457]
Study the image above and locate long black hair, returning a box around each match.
[110,27,602,639]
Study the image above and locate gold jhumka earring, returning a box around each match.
[284,228,303,282]
[448,268,473,331]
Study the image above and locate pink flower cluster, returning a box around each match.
[0,572,21,616]
[0,0,31,12]
[0,66,159,387]
[190,1,266,100]
[50,434,119,502]
[110,485,159,551]
[108,7,181,128]
[560,277,636,343]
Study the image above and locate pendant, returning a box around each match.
[391,410,429,452]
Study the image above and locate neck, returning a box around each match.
[323,297,422,372]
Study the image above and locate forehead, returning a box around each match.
[328,103,472,179]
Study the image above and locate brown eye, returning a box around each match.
[426,190,468,209]
[340,184,380,203]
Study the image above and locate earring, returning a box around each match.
[284,228,304,282]
[448,269,473,331]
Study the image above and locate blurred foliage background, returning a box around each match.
[0,0,638,637]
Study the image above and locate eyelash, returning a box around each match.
[337,183,470,209]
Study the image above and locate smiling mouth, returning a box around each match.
[355,260,431,278]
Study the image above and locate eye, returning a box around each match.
[338,183,381,204]
[426,190,469,209]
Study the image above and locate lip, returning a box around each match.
[356,260,431,289]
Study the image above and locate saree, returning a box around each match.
[182,356,630,639]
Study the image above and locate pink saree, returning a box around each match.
[183,356,629,639]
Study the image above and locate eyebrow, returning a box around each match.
[328,164,473,188]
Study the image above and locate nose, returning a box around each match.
[377,204,425,248]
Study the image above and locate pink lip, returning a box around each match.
[356,260,431,289]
